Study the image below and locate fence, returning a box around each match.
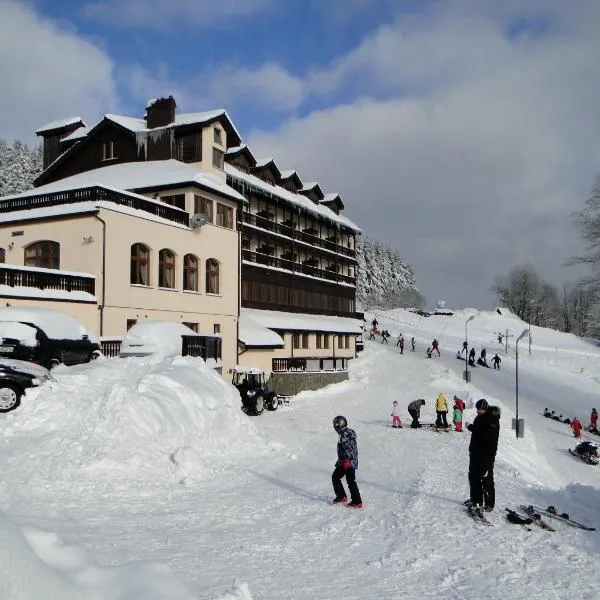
[272,356,349,373]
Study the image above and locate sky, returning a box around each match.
[1,0,600,309]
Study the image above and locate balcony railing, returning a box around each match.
[272,356,349,372]
[0,265,96,295]
[243,250,356,285]
[0,186,190,226]
[241,212,356,258]
[182,335,222,361]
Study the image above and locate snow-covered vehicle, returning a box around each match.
[0,358,51,412]
[569,441,599,465]
[232,367,285,416]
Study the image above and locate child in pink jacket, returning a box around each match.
[453,396,465,432]
[391,401,402,428]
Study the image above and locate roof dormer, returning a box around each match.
[299,181,324,204]
[225,144,257,173]
[279,169,303,193]
[320,193,345,215]
[251,158,281,185]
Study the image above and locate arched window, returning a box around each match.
[183,254,198,291]
[130,243,150,285]
[159,249,176,288]
[206,259,220,294]
[24,241,60,269]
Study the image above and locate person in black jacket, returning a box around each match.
[465,399,500,514]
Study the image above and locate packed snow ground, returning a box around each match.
[1,308,599,599]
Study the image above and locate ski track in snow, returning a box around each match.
[0,309,599,599]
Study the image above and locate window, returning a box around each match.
[175,132,201,163]
[216,203,233,228]
[130,243,150,285]
[345,335,350,349]
[194,195,213,222]
[214,128,222,145]
[183,322,198,332]
[24,241,59,269]
[293,333,300,349]
[302,333,309,349]
[338,335,343,349]
[323,334,330,349]
[101,141,115,161]
[126,319,137,330]
[161,194,185,210]
[316,333,322,349]
[206,259,220,294]
[0,248,5,263]
[214,323,221,334]
[183,254,198,291]
[159,249,176,288]
[212,147,224,169]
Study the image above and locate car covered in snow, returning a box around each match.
[0,307,101,370]
[119,320,203,358]
[0,358,51,412]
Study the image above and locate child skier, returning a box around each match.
[426,347,433,358]
[435,392,449,429]
[431,338,440,356]
[571,417,582,438]
[492,353,501,369]
[397,335,405,354]
[391,401,402,428]
[589,408,598,432]
[411,336,416,351]
[453,396,465,431]
[331,415,363,508]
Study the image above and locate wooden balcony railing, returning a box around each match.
[243,250,356,285]
[241,212,356,258]
[0,265,95,295]
[0,186,190,226]
[182,335,222,361]
[272,356,349,372]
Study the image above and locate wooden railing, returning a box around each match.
[272,356,349,372]
[100,338,122,357]
[243,250,356,285]
[0,186,190,226]
[0,265,95,295]
[182,335,222,361]
[241,212,356,258]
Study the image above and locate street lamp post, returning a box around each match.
[464,315,475,383]
[515,328,528,439]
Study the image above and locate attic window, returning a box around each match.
[101,141,116,161]
[212,148,224,170]
[214,128,222,145]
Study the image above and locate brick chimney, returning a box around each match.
[145,96,176,129]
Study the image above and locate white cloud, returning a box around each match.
[0,1,116,143]
[246,0,600,307]
[209,63,304,112]
[82,0,274,29]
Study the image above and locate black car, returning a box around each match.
[0,320,101,370]
[0,358,51,412]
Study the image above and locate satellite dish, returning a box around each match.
[190,213,209,230]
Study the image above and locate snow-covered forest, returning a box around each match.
[0,139,42,196]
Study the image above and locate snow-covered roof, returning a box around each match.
[241,308,362,334]
[301,181,318,191]
[0,306,94,340]
[238,313,284,347]
[324,193,341,202]
[225,164,361,232]
[280,169,298,180]
[255,157,275,169]
[226,144,252,156]
[35,117,85,135]
[60,125,89,143]
[3,160,245,204]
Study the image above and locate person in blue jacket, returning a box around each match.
[331,415,363,508]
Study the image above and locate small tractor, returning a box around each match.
[232,366,286,416]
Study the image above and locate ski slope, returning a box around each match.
[0,309,598,599]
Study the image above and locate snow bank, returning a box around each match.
[0,510,253,600]
[2,355,265,493]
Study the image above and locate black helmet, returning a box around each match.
[333,415,347,432]
[420,399,426,405]
[475,399,489,411]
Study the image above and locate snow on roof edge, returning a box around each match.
[35,117,85,134]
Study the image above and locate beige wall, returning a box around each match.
[188,123,227,182]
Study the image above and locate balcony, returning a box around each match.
[241,212,356,258]
[0,264,95,296]
[243,250,356,285]
[272,356,349,372]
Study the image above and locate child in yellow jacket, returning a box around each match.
[435,392,449,429]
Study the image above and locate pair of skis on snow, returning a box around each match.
[476,505,596,531]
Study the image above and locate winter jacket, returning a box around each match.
[408,399,423,416]
[432,339,439,349]
[453,397,466,411]
[391,404,399,417]
[453,407,463,423]
[467,406,500,461]
[591,410,598,427]
[336,426,358,469]
[436,393,448,412]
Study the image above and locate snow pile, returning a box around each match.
[1,355,264,493]
[120,320,203,357]
[0,510,253,600]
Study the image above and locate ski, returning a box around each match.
[519,505,555,531]
[466,506,493,526]
[530,505,596,531]
[505,508,532,531]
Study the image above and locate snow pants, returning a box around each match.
[408,408,420,428]
[468,455,495,509]
[454,420,463,432]
[392,416,402,427]
[332,466,362,504]
[435,411,448,428]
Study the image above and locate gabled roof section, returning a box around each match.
[279,169,303,190]
[225,144,257,168]
[35,117,86,136]
[251,157,281,181]
[299,181,325,202]
[60,125,89,143]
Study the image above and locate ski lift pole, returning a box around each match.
[514,329,528,439]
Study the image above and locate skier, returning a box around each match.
[468,347,476,366]
[465,399,501,515]
[397,334,405,354]
[368,327,376,340]
[497,333,503,344]
[426,347,433,359]
[588,408,598,433]
[411,336,416,352]
[570,417,582,439]
[431,338,440,356]
[477,349,488,367]
[462,340,468,354]
[453,396,465,432]
[391,401,402,428]
[371,318,378,331]
[331,415,363,508]
[408,398,426,428]
[492,353,501,370]
[381,329,390,344]
[435,392,449,430]
[572,441,599,465]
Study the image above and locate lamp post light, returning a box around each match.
[464,315,475,383]
[514,328,529,439]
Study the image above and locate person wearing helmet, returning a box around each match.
[589,408,598,433]
[407,398,426,428]
[331,416,363,508]
[391,400,402,428]
[465,399,501,516]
